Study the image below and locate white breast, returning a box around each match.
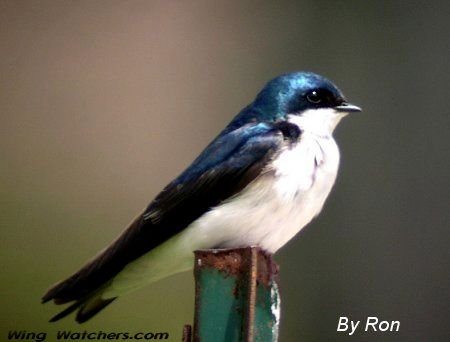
[189,131,340,253]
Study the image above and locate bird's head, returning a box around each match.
[231,72,361,136]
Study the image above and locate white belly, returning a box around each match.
[190,132,340,253]
[106,133,340,297]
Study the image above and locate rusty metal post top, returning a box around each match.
[192,246,281,342]
[194,247,279,287]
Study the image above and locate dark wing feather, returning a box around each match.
[43,121,298,321]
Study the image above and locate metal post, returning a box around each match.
[184,246,280,342]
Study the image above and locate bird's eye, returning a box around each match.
[306,90,322,104]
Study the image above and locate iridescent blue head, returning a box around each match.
[228,71,361,131]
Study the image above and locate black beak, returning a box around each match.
[334,102,362,113]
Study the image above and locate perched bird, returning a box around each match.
[43,71,361,323]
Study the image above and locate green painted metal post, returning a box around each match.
[184,247,280,342]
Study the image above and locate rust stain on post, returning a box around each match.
[192,246,280,342]
[243,247,258,341]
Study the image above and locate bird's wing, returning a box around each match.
[42,121,300,321]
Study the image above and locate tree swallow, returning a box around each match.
[43,71,361,322]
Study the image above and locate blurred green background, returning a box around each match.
[1,1,449,341]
